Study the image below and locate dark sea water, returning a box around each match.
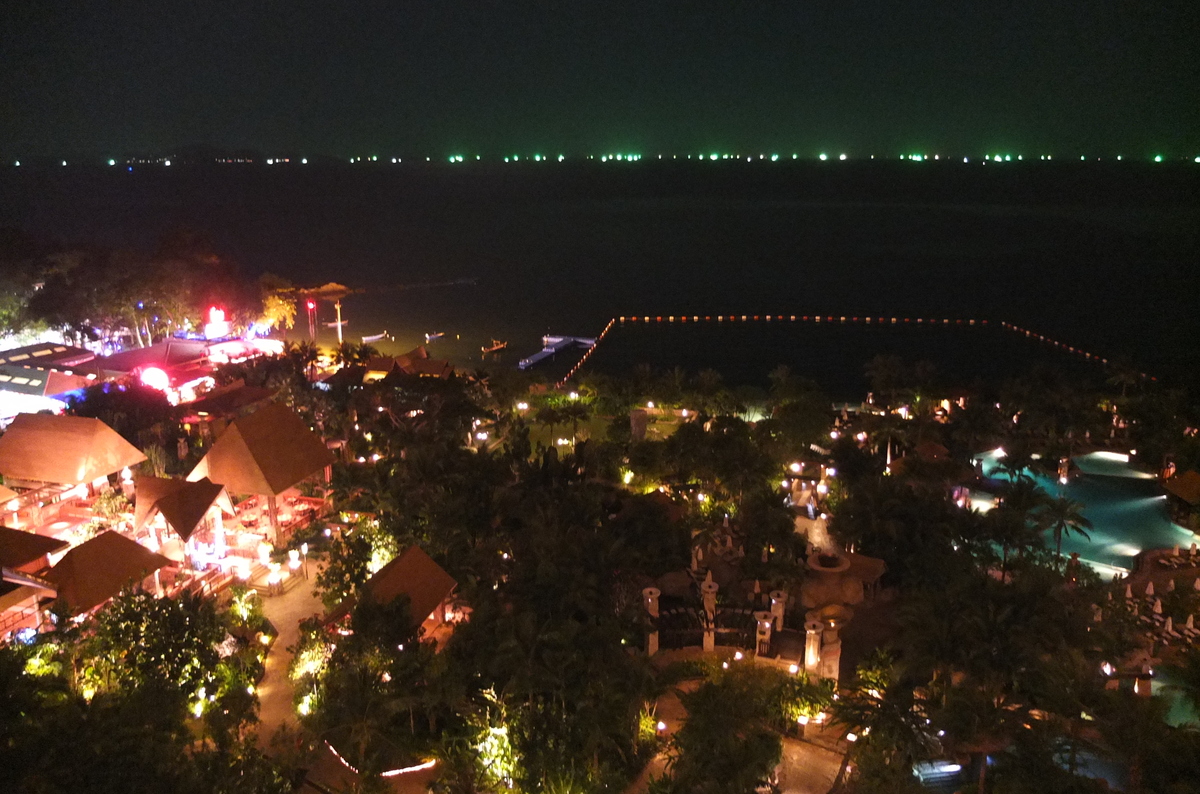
[1,160,1196,396]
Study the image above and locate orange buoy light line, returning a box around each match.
[998,321,1155,381]
[556,314,1138,387]
[614,314,986,326]
[557,317,616,387]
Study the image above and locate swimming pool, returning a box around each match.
[976,450,1194,574]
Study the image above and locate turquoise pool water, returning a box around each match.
[976,450,1194,574]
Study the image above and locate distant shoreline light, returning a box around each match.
[10,152,1199,167]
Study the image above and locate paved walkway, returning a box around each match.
[622,648,844,794]
[256,565,325,751]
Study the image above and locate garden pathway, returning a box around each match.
[256,565,325,752]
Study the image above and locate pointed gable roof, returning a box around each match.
[188,402,334,496]
[325,545,456,627]
[134,476,234,540]
[44,531,171,614]
[0,526,68,569]
[0,413,146,485]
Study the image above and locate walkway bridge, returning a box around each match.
[518,335,596,370]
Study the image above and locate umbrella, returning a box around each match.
[1174,545,1181,556]
[1169,578,1177,592]
[1187,614,1195,630]
[1125,584,1134,599]
[1165,616,1176,634]
[1194,578,1200,592]
[1146,581,1155,597]
[1153,598,1163,614]
[1192,543,1198,554]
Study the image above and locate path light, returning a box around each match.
[569,391,579,400]
[516,401,529,411]
[790,462,802,473]
[846,732,858,742]
[656,721,667,733]
[734,651,744,661]
[647,401,655,409]
[789,664,799,674]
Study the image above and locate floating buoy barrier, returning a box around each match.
[571,313,1141,387]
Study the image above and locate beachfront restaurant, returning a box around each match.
[0,413,147,541]
[187,402,333,545]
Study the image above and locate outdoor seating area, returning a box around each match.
[1156,544,1200,570]
[0,402,335,638]
[1123,579,1200,648]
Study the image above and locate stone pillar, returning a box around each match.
[647,630,659,657]
[769,590,787,631]
[702,621,715,652]
[754,610,773,656]
[701,581,718,616]
[643,586,661,618]
[804,619,823,675]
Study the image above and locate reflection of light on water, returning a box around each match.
[1108,543,1142,557]
[1092,451,1130,463]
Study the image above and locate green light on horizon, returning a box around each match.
[710,153,718,160]
[819,153,828,160]
[1154,155,1163,162]
[108,159,116,166]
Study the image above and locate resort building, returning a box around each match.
[325,545,459,638]
[0,526,68,635]
[1164,470,1200,530]
[42,530,172,615]
[187,402,333,544]
[0,342,98,424]
[0,412,146,532]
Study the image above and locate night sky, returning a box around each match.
[3,1,1198,158]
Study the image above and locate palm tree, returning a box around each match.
[828,650,939,792]
[1037,495,1092,567]
[534,406,563,445]
[988,478,1051,572]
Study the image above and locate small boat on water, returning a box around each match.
[362,331,391,343]
[424,331,445,342]
[481,339,508,354]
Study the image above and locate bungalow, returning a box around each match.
[324,545,458,637]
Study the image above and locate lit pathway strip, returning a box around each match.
[324,740,438,777]
[556,314,1149,387]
